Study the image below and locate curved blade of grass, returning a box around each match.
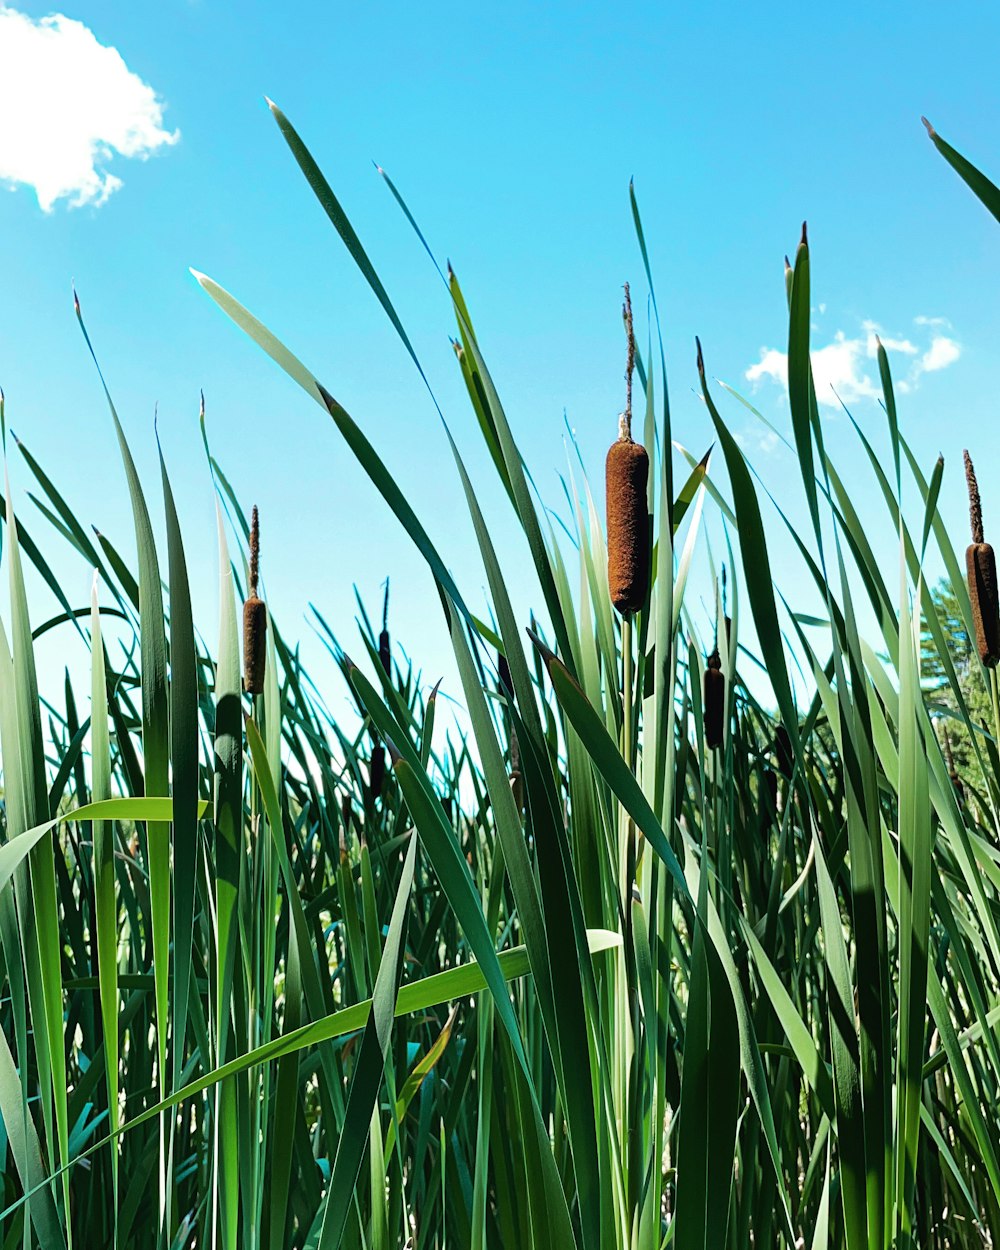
[922,117,1000,222]
[159,446,200,1095]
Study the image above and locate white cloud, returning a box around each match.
[745,316,961,409]
[920,335,961,373]
[747,331,879,408]
[0,5,178,210]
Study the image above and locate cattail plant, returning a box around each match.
[243,504,267,695]
[497,650,524,813]
[704,648,725,750]
[773,724,793,779]
[964,450,1000,667]
[606,283,650,615]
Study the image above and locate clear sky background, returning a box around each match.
[1,1,999,728]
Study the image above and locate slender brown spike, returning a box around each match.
[623,281,635,429]
[801,221,808,246]
[964,450,984,544]
[783,255,792,272]
[249,504,261,595]
[695,336,705,376]
[704,650,725,750]
[921,116,936,139]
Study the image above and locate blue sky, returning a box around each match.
[1,1,999,722]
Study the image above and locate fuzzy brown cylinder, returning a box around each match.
[965,451,1000,666]
[703,650,725,750]
[243,596,267,694]
[378,580,391,678]
[606,438,650,614]
[498,652,514,699]
[369,744,386,804]
[773,724,793,779]
[967,543,1000,666]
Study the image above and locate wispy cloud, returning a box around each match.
[920,335,961,373]
[0,5,178,211]
[745,315,961,408]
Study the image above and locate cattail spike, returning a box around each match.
[606,285,650,614]
[704,649,725,750]
[773,724,794,779]
[378,578,391,678]
[964,452,1000,666]
[243,505,267,694]
[249,504,261,594]
[965,450,984,544]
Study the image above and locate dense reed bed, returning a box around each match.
[1,112,999,1249]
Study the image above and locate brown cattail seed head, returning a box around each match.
[773,724,794,779]
[498,652,514,699]
[369,743,386,804]
[965,451,1000,666]
[703,649,725,750]
[606,282,651,615]
[243,506,267,694]
[378,579,391,677]
[607,440,650,614]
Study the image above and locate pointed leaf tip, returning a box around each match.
[921,115,936,138]
[696,336,705,375]
[800,221,808,247]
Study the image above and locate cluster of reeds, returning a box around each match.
[2,105,1000,1250]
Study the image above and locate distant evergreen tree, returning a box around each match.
[922,577,992,792]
